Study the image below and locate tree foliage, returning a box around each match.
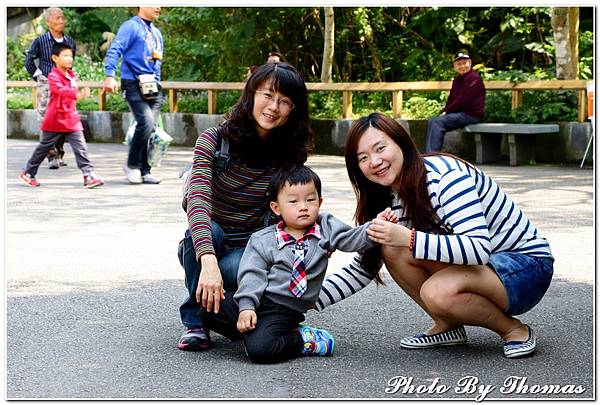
[7,6,594,121]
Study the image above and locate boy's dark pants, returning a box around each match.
[201,291,305,364]
[25,131,93,177]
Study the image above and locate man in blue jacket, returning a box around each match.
[103,7,164,184]
[425,52,486,152]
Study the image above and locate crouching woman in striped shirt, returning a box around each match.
[322,112,553,358]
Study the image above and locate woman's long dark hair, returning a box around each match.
[345,112,447,283]
[221,62,313,167]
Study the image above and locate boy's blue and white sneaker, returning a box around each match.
[298,325,334,356]
[504,324,536,358]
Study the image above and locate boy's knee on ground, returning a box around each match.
[244,340,281,364]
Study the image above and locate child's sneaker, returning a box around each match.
[48,159,60,169]
[83,175,104,189]
[298,325,335,356]
[19,171,40,187]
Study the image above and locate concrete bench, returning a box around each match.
[464,123,560,166]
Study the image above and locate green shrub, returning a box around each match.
[309,92,342,119]
[7,94,34,110]
[509,90,577,123]
[403,96,445,119]
[104,93,130,112]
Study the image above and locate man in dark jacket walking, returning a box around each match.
[425,52,486,152]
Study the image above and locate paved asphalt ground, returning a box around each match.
[4,138,594,400]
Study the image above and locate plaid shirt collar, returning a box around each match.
[275,220,321,250]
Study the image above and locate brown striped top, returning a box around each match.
[186,127,277,260]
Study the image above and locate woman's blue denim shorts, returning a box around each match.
[488,252,554,316]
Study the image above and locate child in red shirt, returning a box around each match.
[20,43,104,188]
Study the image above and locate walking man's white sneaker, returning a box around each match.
[123,163,142,184]
[142,174,162,184]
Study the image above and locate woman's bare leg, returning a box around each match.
[383,245,529,342]
[382,246,457,334]
[420,264,528,341]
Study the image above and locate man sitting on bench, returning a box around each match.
[425,51,486,152]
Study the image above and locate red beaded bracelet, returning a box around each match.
[409,227,415,251]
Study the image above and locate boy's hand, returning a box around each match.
[368,219,411,247]
[78,87,91,100]
[376,207,399,223]
[237,310,257,333]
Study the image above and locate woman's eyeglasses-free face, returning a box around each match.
[255,89,295,113]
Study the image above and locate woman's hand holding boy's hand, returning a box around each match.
[368,218,411,247]
[237,310,257,333]
[376,207,399,223]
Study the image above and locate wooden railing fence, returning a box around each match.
[6,79,590,122]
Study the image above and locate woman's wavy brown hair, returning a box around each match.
[221,62,313,167]
[344,112,447,283]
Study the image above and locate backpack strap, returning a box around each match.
[213,132,230,174]
[181,127,228,212]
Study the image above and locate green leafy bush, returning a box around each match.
[6,89,34,109]
[403,96,445,119]
[309,92,342,119]
[509,91,577,123]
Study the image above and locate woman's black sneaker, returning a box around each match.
[178,327,211,351]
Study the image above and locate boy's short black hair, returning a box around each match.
[51,42,72,57]
[268,164,322,202]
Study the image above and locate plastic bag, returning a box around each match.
[124,115,172,167]
[147,126,173,167]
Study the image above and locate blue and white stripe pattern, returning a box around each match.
[504,324,536,358]
[400,325,468,348]
[24,32,76,78]
[316,155,553,310]
[315,254,373,310]
[411,155,553,265]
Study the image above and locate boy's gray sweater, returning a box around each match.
[234,212,375,313]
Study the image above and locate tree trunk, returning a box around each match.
[551,7,579,79]
[321,7,334,83]
[568,7,579,78]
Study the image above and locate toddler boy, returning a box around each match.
[200,164,376,363]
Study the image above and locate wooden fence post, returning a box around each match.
[98,89,106,111]
[208,90,217,114]
[342,91,352,118]
[511,89,523,109]
[32,87,37,110]
[578,89,587,122]
[169,89,178,113]
[392,90,403,118]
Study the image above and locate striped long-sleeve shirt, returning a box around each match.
[24,32,76,79]
[186,128,277,260]
[316,155,553,310]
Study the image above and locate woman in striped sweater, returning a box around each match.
[318,112,553,358]
[177,62,313,351]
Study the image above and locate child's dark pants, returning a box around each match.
[201,291,305,364]
[24,131,93,177]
